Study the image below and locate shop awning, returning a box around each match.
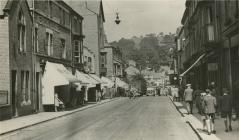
[75,70,90,85]
[115,77,129,89]
[180,53,206,77]
[42,62,79,104]
[101,77,114,88]
[83,74,100,88]
[89,74,106,84]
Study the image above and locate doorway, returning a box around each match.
[36,72,40,112]
[11,70,18,117]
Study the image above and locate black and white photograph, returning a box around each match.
[0,0,239,140]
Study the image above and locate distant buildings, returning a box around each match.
[100,43,123,78]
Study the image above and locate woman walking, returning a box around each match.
[202,89,217,135]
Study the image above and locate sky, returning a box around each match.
[103,0,186,42]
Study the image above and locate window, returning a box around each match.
[74,41,79,52]
[235,0,239,18]
[25,71,30,102]
[34,27,39,53]
[224,1,231,25]
[18,11,26,53]
[49,1,53,18]
[21,71,25,102]
[20,71,30,105]
[74,40,83,63]
[61,39,66,59]
[206,7,213,24]
[46,32,53,55]
[62,10,65,25]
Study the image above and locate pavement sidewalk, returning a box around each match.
[169,96,239,140]
[0,97,121,136]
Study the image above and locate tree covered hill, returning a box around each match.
[110,33,176,71]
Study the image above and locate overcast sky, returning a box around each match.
[103,0,186,42]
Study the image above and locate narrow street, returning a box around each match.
[1,97,198,140]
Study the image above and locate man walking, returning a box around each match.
[184,84,194,114]
[220,88,233,132]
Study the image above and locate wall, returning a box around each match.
[0,16,11,120]
[9,0,35,117]
[104,47,113,77]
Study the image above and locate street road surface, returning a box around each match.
[1,97,199,140]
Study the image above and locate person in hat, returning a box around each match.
[184,84,194,114]
[202,89,217,135]
[220,88,233,132]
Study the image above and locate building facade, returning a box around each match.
[65,0,105,76]
[179,0,239,99]
[218,0,239,105]
[83,46,95,74]
[27,0,84,110]
[179,0,223,90]
[0,0,35,120]
[100,44,123,78]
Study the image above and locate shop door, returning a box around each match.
[11,70,18,117]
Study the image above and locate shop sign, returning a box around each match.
[0,90,8,106]
[208,63,218,71]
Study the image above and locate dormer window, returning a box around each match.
[18,10,26,53]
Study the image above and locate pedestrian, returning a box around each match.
[209,82,220,116]
[172,85,179,101]
[220,88,233,132]
[200,92,207,131]
[194,85,203,114]
[54,93,60,112]
[184,84,194,114]
[179,85,184,101]
[202,89,217,135]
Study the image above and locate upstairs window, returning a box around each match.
[18,10,26,53]
[34,27,39,53]
[206,7,213,24]
[61,39,66,59]
[46,32,53,55]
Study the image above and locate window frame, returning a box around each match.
[18,10,26,53]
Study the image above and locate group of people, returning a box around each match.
[182,82,237,135]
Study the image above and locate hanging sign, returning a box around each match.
[208,63,218,71]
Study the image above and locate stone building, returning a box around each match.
[27,0,84,110]
[83,46,95,74]
[64,0,105,76]
[100,43,123,78]
[0,0,35,120]
[218,0,239,105]
[179,0,222,90]
[178,0,239,94]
